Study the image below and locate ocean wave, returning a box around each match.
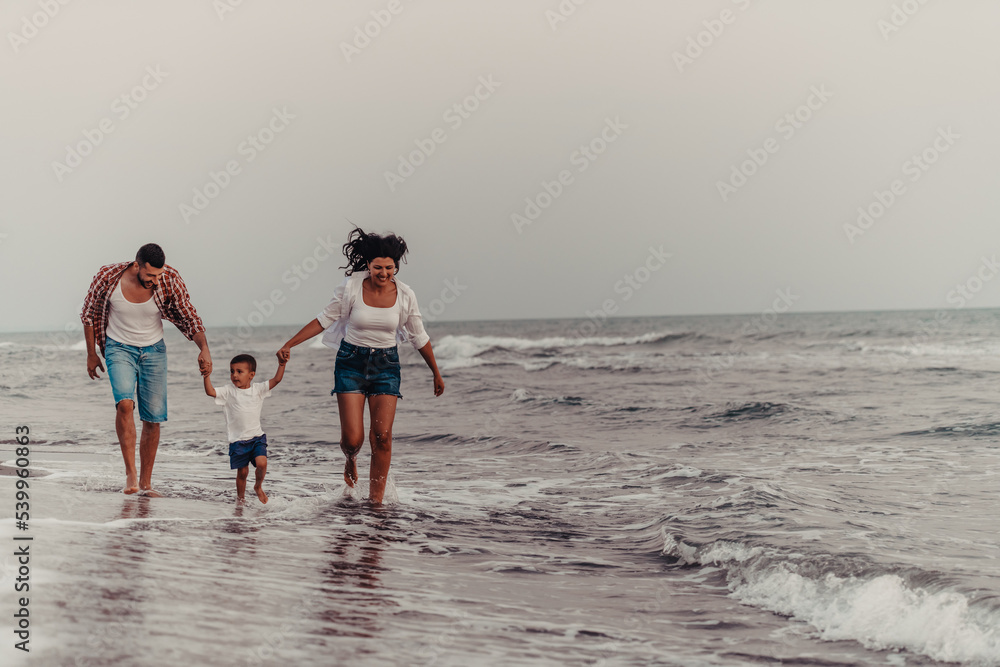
[899,421,1000,438]
[663,534,1000,664]
[434,352,654,373]
[0,339,87,352]
[433,331,684,360]
[689,402,790,425]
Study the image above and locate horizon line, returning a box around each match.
[2,305,997,336]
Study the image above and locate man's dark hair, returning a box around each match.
[230,354,257,373]
[136,243,165,269]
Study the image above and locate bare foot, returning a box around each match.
[124,473,139,494]
[138,488,163,498]
[344,456,358,487]
[254,483,268,504]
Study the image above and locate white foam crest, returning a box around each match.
[662,535,762,566]
[650,466,702,480]
[260,477,399,518]
[736,568,1000,663]
[6,517,225,531]
[510,388,531,402]
[159,448,216,458]
[433,331,674,360]
[665,534,1000,663]
[851,341,1000,359]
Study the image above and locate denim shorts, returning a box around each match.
[104,337,168,423]
[229,433,268,470]
[332,341,402,399]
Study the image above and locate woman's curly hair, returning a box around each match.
[340,227,409,275]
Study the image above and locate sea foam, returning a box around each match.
[664,534,1000,664]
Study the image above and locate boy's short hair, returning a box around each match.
[230,354,256,372]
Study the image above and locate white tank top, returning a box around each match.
[106,281,164,347]
[344,294,399,348]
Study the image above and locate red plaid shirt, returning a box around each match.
[81,261,205,355]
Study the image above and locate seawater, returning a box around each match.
[2,310,1000,666]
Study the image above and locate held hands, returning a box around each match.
[198,349,212,377]
[87,352,105,380]
[277,347,291,364]
[433,373,445,397]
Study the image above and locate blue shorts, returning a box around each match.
[104,337,168,423]
[332,341,402,399]
[229,433,267,470]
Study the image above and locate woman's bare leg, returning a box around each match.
[337,393,367,487]
[367,394,398,504]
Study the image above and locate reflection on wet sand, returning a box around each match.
[75,496,155,664]
[312,517,393,637]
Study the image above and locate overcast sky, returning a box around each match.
[3,1,1000,333]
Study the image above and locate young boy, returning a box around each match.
[204,354,285,503]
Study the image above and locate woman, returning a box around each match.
[277,228,444,504]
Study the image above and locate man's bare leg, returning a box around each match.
[236,466,249,502]
[138,421,162,497]
[253,456,268,504]
[115,400,139,494]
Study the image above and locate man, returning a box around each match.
[81,243,212,496]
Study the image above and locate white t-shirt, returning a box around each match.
[214,382,272,443]
[344,296,400,348]
[106,281,164,347]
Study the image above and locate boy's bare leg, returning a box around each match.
[138,422,162,497]
[236,466,249,501]
[253,456,268,504]
[115,400,139,494]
